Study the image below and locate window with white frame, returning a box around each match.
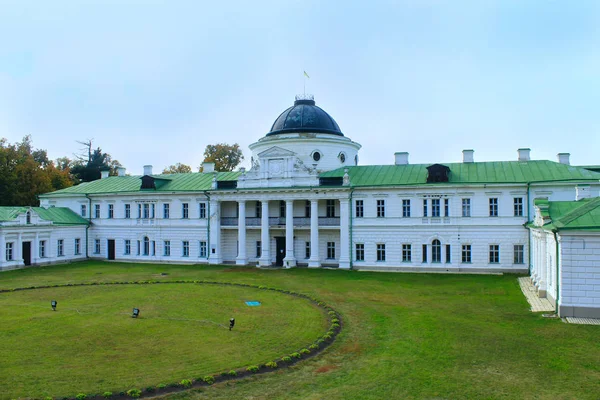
[143,236,150,256]
[39,240,46,258]
[182,203,189,219]
[199,241,207,258]
[376,243,386,261]
[256,201,262,218]
[6,242,13,261]
[489,245,500,263]
[94,239,100,254]
[94,204,100,219]
[489,198,498,217]
[57,239,64,256]
[124,239,131,255]
[164,240,170,256]
[199,202,207,219]
[355,243,364,261]
[152,241,156,256]
[256,241,262,258]
[514,197,523,217]
[326,200,335,218]
[136,240,140,255]
[279,201,286,217]
[461,245,472,263]
[462,199,471,217]
[151,204,155,218]
[402,199,411,217]
[182,241,190,257]
[108,204,114,219]
[305,241,310,259]
[81,204,87,217]
[402,244,411,262]
[327,242,335,259]
[445,244,451,263]
[304,200,310,217]
[26,211,31,224]
[444,199,449,217]
[376,200,385,218]
[125,204,131,219]
[161,203,168,219]
[137,204,142,218]
[431,199,441,217]
[143,203,150,219]
[75,238,81,255]
[422,244,427,263]
[514,245,524,264]
[355,200,364,218]
[432,239,441,263]
[423,199,428,217]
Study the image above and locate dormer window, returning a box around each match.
[26,211,31,224]
[338,152,346,164]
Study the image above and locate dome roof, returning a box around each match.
[267,97,343,137]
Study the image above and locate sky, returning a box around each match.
[0,0,599,175]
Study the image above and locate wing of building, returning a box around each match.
[1,95,600,318]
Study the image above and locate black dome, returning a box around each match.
[267,97,343,136]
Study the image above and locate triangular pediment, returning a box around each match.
[257,146,296,158]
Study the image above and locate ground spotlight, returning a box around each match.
[132,308,140,318]
[51,300,57,311]
[229,317,235,331]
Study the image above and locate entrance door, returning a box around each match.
[22,242,32,266]
[107,240,116,260]
[275,237,285,266]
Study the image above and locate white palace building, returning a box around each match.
[1,96,600,318]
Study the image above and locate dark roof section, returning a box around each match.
[267,97,343,137]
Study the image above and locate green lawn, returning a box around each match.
[1,261,599,400]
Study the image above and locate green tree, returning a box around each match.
[162,163,192,174]
[71,139,121,182]
[201,143,244,172]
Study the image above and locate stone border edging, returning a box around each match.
[0,280,343,400]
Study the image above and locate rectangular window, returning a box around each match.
[514,244,524,264]
[74,238,81,255]
[143,203,150,219]
[376,243,386,262]
[182,241,190,257]
[402,199,411,217]
[514,197,523,217]
[279,201,286,217]
[199,241,207,258]
[489,244,500,263]
[423,199,428,217]
[125,204,131,219]
[355,243,364,261]
[94,204,100,219]
[151,204,155,218]
[256,201,262,218]
[108,204,114,219]
[462,199,471,217]
[182,203,189,219]
[256,241,262,258]
[137,204,142,219]
[422,244,427,263]
[6,242,13,261]
[461,245,472,263]
[163,203,170,219]
[444,198,449,217]
[199,202,207,219]
[376,200,385,218]
[489,198,498,217]
[445,244,451,263]
[431,198,441,217]
[152,241,156,256]
[39,240,46,258]
[355,200,364,218]
[137,240,140,255]
[81,204,87,217]
[402,244,411,262]
[57,239,64,256]
[164,240,170,256]
[124,239,131,255]
[305,200,311,217]
[326,200,335,218]
[305,241,311,259]
[327,242,335,259]
[94,239,101,254]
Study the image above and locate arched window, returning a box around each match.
[144,236,150,256]
[26,211,31,224]
[432,239,441,263]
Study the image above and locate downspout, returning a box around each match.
[527,182,531,274]
[349,188,354,269]
[85,194,92,258]
[204,191,210,261]
[553,230,560,314]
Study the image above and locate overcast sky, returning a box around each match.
[1,0,599,174]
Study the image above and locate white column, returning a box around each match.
[16,232,22,263]
[283,200,296,268]
[236,201,247,265]
[33,232,39,265]
[0,234,5,266]
[259,201,271,267]
[208,200,222,264]
[339,198,350,269]
[309,199,320,268]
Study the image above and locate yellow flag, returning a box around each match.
[304,71,310,79]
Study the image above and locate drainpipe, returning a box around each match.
[204,191,210,261]
[526,182,532,275]
[553,230,560,314]
[85,194,91,258]
[349,188,354,269]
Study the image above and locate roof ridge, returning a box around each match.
[555,197,600,227]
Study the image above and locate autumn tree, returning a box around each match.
[70,139,122,182]
[162,163,192,174]
[201,143,244,172]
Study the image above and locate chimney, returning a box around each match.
[557,153,570,165]
[517,148,531,162]
[462,149,474,163]
[100,169,110,179]
[117,167,126,177]
[394,152,409,165]
[202,162,215,173]
[143,165,153,176]
[576,185,591,201]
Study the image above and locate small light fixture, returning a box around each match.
[132,308,140,318]
[229,317,235,331]
[51,300,57,311]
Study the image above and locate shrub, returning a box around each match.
[309,344,319,350]
[180,379,192,388]
[316,338,325,344]
[328,311,336,316]
[126,389,142,398]
[228,370,238,376]
[291,352,301,359]
[246,365,259,373]
[331,318,339,324]
[102,393,113,399]
[157,383,167,389]
[265,361,278,368]
[44,397,53,400]
[281,356,292,362]
[323,333,332,340]
[331,323,340,329]
[203,375,215,385]
[75,395,87,400]
[300,348,310,355]
[146,386,155,392]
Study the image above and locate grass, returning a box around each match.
[1,261,599,399]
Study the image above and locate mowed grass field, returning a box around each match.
[1,261,599,400]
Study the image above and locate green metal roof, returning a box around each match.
[531,197,600,231]
[40,171,242,197]
[0,207,89,225]
[320,160,600,187]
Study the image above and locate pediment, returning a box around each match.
[257,146,296,159]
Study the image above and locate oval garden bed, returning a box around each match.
[0,281,342,399]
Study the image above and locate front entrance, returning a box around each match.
[107,240,115,260]
[22,242,31,266]
[275,237,285,266]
